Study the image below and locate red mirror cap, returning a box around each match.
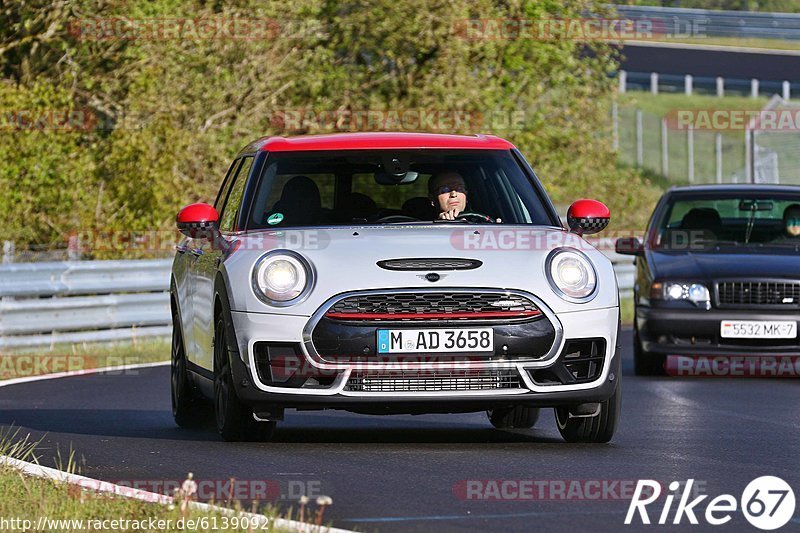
[176,203,219,237]
[567,199,610,235]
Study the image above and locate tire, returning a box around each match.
[633,328,665,376]
[213,317,276,442]
[171,305,208,428]
[555,386,620,443]
[487,406,540,429]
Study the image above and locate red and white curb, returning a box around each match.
[0,360,356,533]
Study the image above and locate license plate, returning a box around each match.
[720,320,797,339]
[377,328,493,353]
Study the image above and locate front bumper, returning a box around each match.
[638,305,800,356]
[228,303,620,411]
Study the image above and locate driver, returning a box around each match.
[428,171,468,220]
[779,203,800,240]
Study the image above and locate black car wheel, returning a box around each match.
[487,406,540,429]
[633,327,665,376]
[555,386,620,443]
[213,317,276,442]
[171,306,209,428]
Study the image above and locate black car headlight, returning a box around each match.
[546,248,598,302]
[252,250,313,306]
[651,282,710,306]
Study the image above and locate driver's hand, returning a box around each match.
[438,208,461,220]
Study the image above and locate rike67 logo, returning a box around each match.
[625,477,795,530]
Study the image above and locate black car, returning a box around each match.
[616,184,800,375]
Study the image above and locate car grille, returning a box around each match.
[377,258,482,271]
[345,369,521,392]
[717,281,800,307]
[326,292,541,321]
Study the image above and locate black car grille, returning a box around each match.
[345,369,521,392]
[326,292,541,322]
[377,258,482,271]
[717,281,800,308]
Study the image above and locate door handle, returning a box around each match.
[189,248,203,257]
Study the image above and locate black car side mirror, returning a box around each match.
[615,237,644,256]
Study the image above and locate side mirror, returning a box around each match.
[615,237,644,256]
[566,199,610,235]
[176,203,219,238]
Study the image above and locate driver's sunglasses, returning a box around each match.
[435,185,467,195]
[787,218,800,226]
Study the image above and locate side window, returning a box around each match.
[219,157,254,232]
[214,159,241,213]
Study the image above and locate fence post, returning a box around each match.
[661,118,669,178]
[619,70,627,94]
[745,128,753,183]
[2,241,14,264]
[636,109,644,167]
[783,81,791,100]
[751,78,759,98]
[650,72,659,95]
[716,77,725,97]
[612,102,619,151]
[684,74,693,96]
[687,125,694,183]
[67,234,79,261]
[715,133,723,183]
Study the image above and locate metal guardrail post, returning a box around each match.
[716,77,724,98]
[650,72,659,95]
[783,81,791,100]
[684,75,693,96]
[751,79,759,99]
[619,70,627,94]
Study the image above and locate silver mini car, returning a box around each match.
[171,132,621,442]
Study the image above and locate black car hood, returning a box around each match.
[648,248,800,280]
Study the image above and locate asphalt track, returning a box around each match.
[1,329,799,532]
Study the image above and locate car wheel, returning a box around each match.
[554,386,620,443]
[633,328,665,376]
[171,307,207,428]
[487,406,540,429]
[213,317,276,442]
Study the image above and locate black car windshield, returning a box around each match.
[655,193,800,249]
[246,150,556,229]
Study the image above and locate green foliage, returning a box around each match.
[1,0,658,254]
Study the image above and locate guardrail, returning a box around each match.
[0,260,172,349]
[0,253,635,349]
[612,4,800,40]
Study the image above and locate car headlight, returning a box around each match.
[546,248,597,302]
[252,250,313,305]
[652,282,710,304]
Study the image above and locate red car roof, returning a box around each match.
[242,132,515,153]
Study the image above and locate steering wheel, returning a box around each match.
[456,211,495,223]
[376,215,421,223]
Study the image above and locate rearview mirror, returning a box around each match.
[567,199,610,235]
[176,203,219,238]
[615,237,644,256]
[738,200,773,211]
[375,171,419,185]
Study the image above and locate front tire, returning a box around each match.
[213,317,276,442]
[487,406,540,429]
[633,328,665,376]
[555,386,620,443]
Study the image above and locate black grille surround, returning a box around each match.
[345,369,521,392]
[716,280,800,309]
[306,289,561,364]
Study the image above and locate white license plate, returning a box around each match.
[720,320,797,339]
[377,328,493,353]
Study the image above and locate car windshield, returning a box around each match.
[246,150,556,229]
[654,193,800,250]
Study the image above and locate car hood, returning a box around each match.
[223,225,618,316]
[648,248,800,280]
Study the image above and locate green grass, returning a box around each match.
[617,93,769,185]
[0,339,171,381]
[640,36,800,51]
[619,296,634,327]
